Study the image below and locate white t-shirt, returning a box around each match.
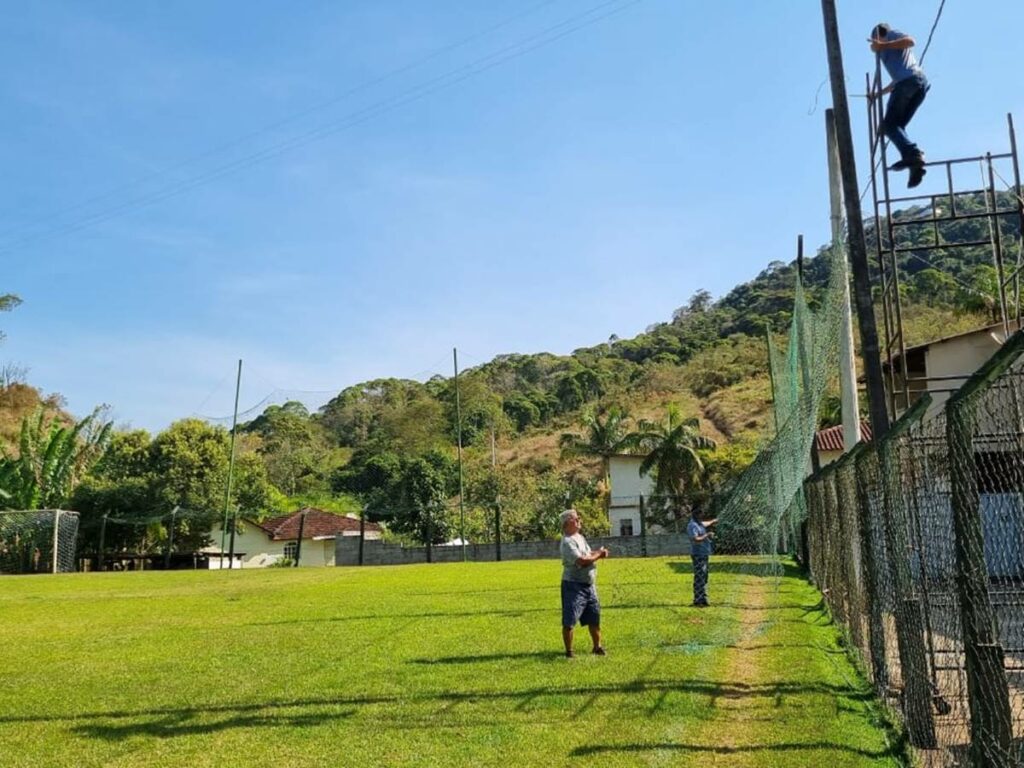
[560,533,595,584]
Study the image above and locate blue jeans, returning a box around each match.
[882,74,929,162]
[692,555,709,604]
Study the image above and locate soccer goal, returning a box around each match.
[0,510,79,575]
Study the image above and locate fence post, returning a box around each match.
[425,503,433,564]
[98,513,108,572]
[294,510,307,568]
[164,506,178,570]
[359,508,366,566]
[51,510,62,574]
[854,448,890,692]
[495,499,502,562]
[945,334,1023,766]
[639,495,647,558]
[879,433,937,748]
[835,461,864,653]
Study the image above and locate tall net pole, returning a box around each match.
[454,348,467,561]
[219,359,242,569]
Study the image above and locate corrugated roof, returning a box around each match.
[814,421,873,452]
[250,508,381,541]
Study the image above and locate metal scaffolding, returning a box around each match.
[865,65,1024,419]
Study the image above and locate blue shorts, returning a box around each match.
[561,580,600,628]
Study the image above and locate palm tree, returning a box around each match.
[630,405,716,530]
[559,405,637,488]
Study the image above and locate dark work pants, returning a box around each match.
[692,555,709,604]
[882,73,929,161]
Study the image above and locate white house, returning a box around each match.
[607,454,656,537]
[887,320,1021,418]
[884,324,1024,579]
[205,508,382,568]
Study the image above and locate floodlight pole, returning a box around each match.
[453,348,467,561]
[821,0,891,439]
[220,359,242,569]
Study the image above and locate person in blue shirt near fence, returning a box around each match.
[687,506,718,607]
[869,23,930,190]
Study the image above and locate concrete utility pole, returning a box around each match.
[826,109,863,452]
[820,0,891,439]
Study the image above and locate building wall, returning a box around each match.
[924,330,1006,416]
[337,533,691,567]
[817,449,842,468]
[206,525,344,568]
[608,455,656,537]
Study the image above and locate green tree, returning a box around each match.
[0,293,21,345]
[558,404,636,486]
[149,419,230,514]
[243,402,330,494]
[631,406,716,529]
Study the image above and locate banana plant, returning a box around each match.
[0,409,111,510]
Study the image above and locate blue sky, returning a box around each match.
[2,0,1022,431]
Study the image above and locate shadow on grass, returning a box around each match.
[247,607,549,626]
[248,601,753,627]
[5,678,875,733]
[666,560,804,579]
[570,740,900,759]
[73,708,355,741]
[410,651,563,665]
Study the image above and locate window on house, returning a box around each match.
[619,519,634,537]
[284,541,298,560]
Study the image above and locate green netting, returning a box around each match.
[713,242,848,566]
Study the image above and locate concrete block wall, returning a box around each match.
[336,533,691,567]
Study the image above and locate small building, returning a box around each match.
[205,508,382,568]
[813,421,873,468]
[873,324,1024,580]
[607,454,656,537]
[888,320,1021,417]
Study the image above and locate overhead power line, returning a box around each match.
[0,0,643,255]
[918,0,947,65]
[0,0,559,244]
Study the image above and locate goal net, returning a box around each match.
[0,510,79,574]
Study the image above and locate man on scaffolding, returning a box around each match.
[869,23,930,189]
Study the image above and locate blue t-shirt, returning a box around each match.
[878,28,923,83]
[687,518,712,558]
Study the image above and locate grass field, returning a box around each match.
[0,556,906,767]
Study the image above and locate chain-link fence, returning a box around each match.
[0,510,79,574]
[803,330,1024,767]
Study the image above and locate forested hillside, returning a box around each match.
[1,193,1016,548]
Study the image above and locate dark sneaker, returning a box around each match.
[565,649,574,658]
[908,166,927,189]
[592,646,606,656]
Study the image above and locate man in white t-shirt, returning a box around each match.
[559,509,608,658]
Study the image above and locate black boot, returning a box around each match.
[892,152,925,172]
